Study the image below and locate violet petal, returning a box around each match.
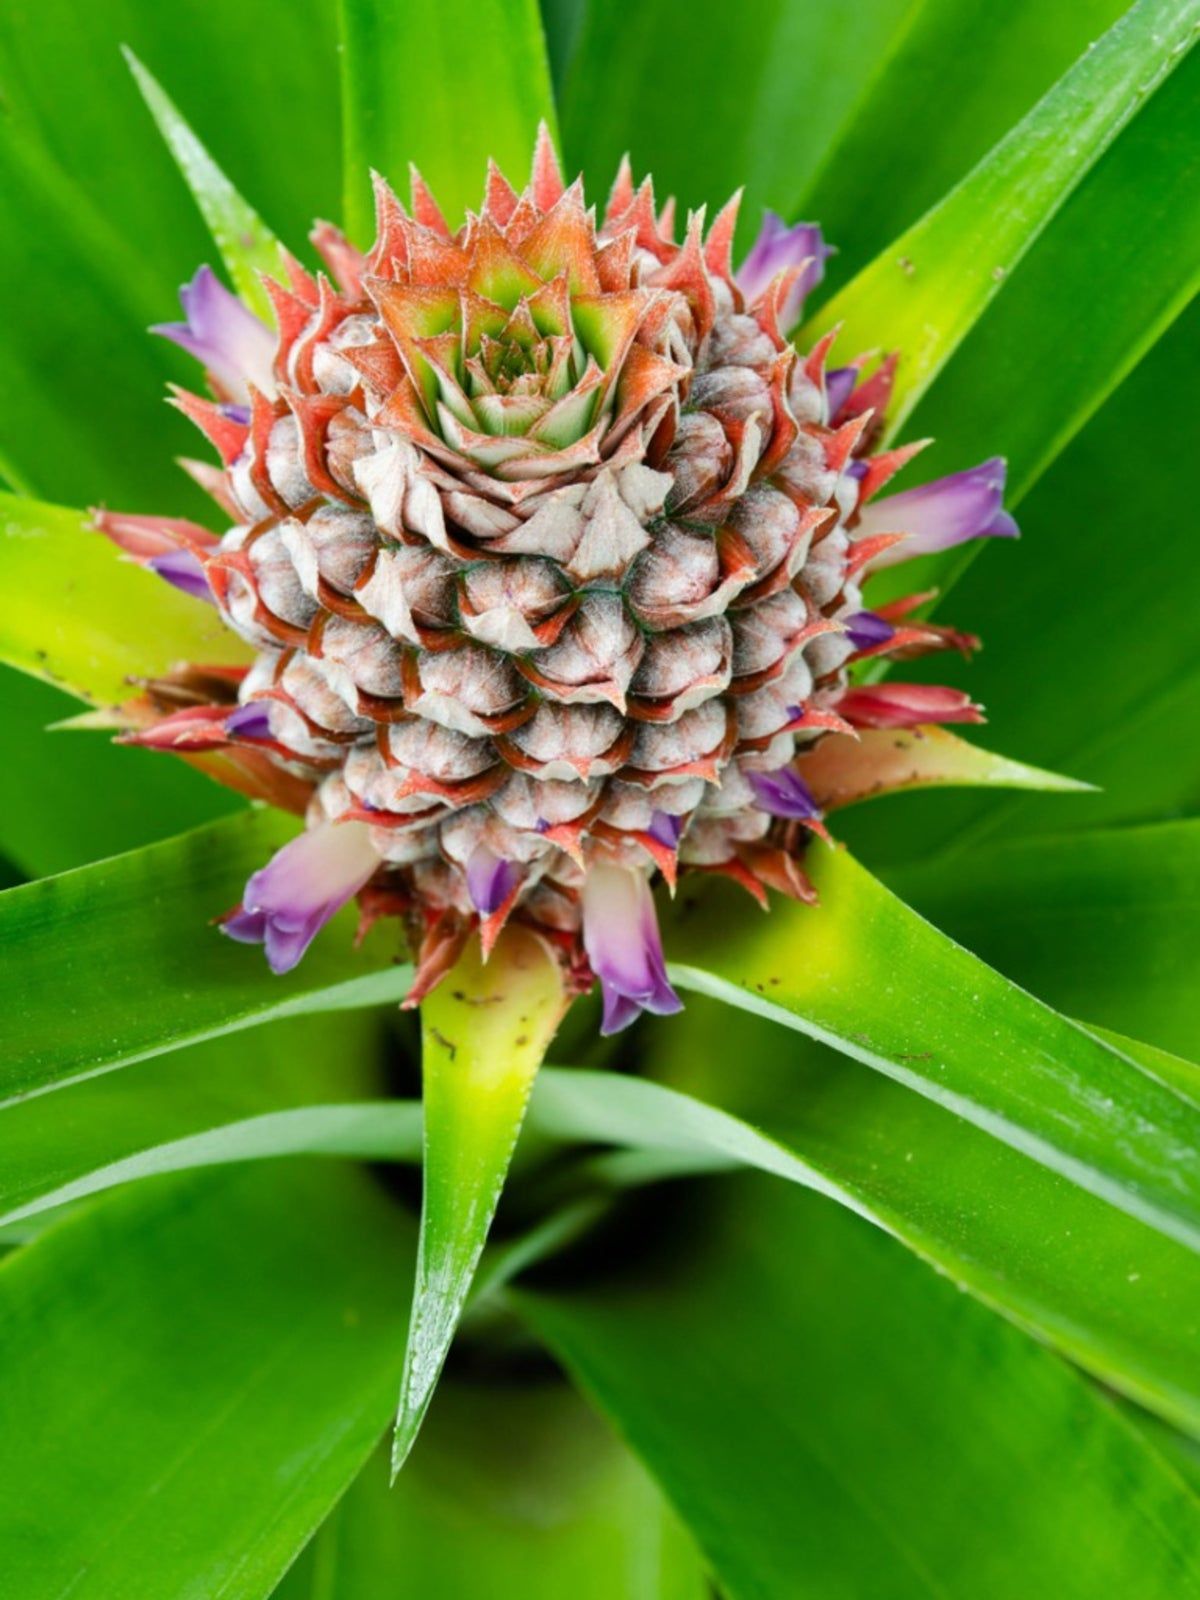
[746,766,822,821]
[146,548,214,604]
[856,456,1020,570]
[735,213,831,326]
[582,863,682,1037]
[152,265,277,404]
[824,366,858,420]
[648,810,684,848]
[844,610,896,651]
[466,843,522,917]
[221,821,381,975]
[226,702,274,740]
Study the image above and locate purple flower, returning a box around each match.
[856,456,1020,570]
[225,702,274,741]
[844,610,896,651]
[465,842,522,917]
[746,766,823,822]
[222,821,380,974]
[824,365,858,419]
[648,810,684,848]
[152,265,277,404]
[146,548,213,603]
[736,213,831,327]
[582,863,682,1036]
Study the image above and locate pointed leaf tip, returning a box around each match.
[803,0,1200,435]
[392,926,566,1474]
[124,49,280,322]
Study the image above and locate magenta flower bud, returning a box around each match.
[222,821,380,973]
[838,683,983,729]
[152,265,277,403]
[736,213,830,326]
[582,863,682,1035]
[857,457,1020,569]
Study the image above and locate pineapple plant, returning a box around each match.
[100,128,1018,1030]
[1,0,1199,1594]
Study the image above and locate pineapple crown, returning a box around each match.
[95,130,1017,1033]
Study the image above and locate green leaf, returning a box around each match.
[0,0,341,505]
[539,0,587,93]
[802,725,1093,814]
[0,492,248,705]
[278,1387,707,1599]
[0,811,409,1107]
[802,0,1200,433]
[0,1162,410,1599]
[888,820,1200,1059]
[0,668,241,877]
[895,45,1200,533]
[338,0,558,242]
[840,301,1200,867]
[0,1099,420,1230]
[0,134,203,508]
[515,1174,1200,1599]
[0,1011,395,1228]
[1123,1404,1200,1499]
[531,1055,1200,1438]
[11,1021,1200,1451]
[0,0,340,285]
[800,0,1129,292]
[393,928,566,1472]
[1095,1026,1200,1110]
[659,854,1200,1251]
[560,0,915,228]
[125,49,281,322]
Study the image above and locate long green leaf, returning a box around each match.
[536,1054,1200,1438]
[338,0,557,241]
[0,0,341,504]
[0,0,340,285]
[896,46,1200,542]
[125,50,281,321]
[1095,1026,1200,1109]
[802,0,1200,433]
[279,1389,707,1599]
[0,1101,421,1230]
[21,1016,1199,1441]
[888,820,1200,1059]
[841,301,1200,867]
[0,133,203,509]
[800,0,1128,291]
[0,492,248,705]
[560,0,914,226]
[1125,1405,1200,1500]
[0,1012,395,1228]
[0,811,409,1107]
[393,928,566,1472]
[0,668,241,877]
[0,1163,410,1600]
[516,1174,1200,1599]
[540,0,588,93]
[660,854,1200,1251]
